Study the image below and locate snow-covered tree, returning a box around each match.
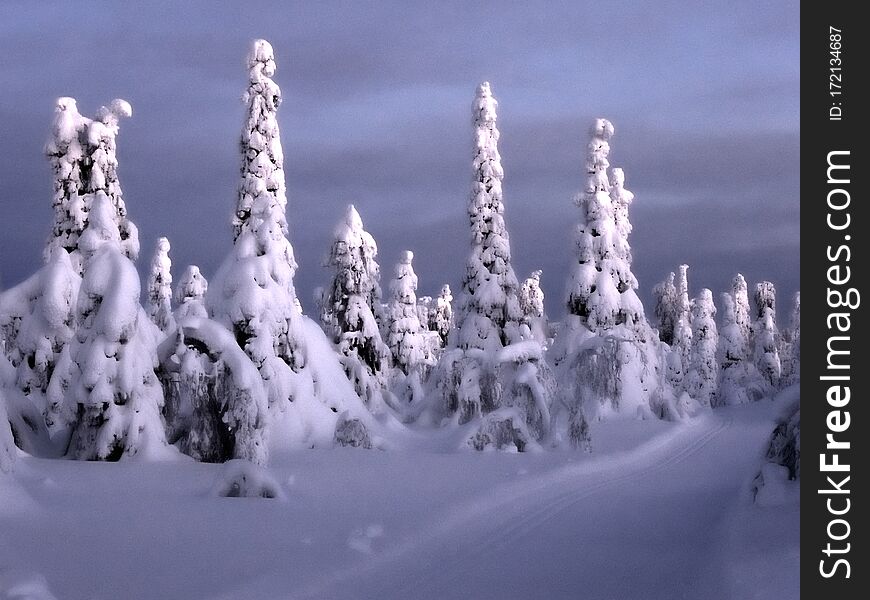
[716,291,752,406]
[520,270,544,320]
[47,194,166,460]
[146,237,175,333]
[385,251,426,374]
[207,41,377,451]
[685,289,718,407]
[0,389,14,472]
[565,119,644,332]
[321,204,390,406]
[652,271,677,344]
[733,273,752,349]
[520,270,548,345]
[781,291,800,385]
[553,119,685,430]
[208,39,302,409]
[427,83,553,447]
[44,97,138,274]
[429,284,453,347]
[669,265,693,391]
[753,282,781,388]
[174,265,209,320]
[455,81,523,351]
[233,39,286,242]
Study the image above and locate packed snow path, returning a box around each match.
[0,396,797,600]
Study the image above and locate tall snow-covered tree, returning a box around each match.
[455,81,523,351]
[47,194,166,460]
[685,289,718,407]
[233,39,286,242]
[670,264,693,389]
[429,284,453,347]
[733,273,752,350]
[566,119,644,332]
[553,119,686,432]
[653,271,678,344]
[321,204,390,407]
[174,265,209,320]
[427,83,554,450]
[146,237,175,333]
[385,251,425,374]
[753,281,781,388]
[208,39,302,408]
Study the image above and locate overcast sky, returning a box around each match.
[0,0,799,317]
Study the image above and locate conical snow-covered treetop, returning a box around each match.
[456,82,523,351]
[233,39,286,241]
[566,119,645,334]
[174,265,209,320]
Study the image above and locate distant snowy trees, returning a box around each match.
[430,284,453,347]
[685,289,718,407]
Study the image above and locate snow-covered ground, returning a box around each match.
[0,388,798,600]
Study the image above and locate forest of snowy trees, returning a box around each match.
[0,39,800,473]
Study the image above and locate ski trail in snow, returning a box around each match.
[287,413,731,600]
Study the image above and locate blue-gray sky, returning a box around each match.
[0,0,799,317]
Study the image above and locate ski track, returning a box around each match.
[288,413,732,600]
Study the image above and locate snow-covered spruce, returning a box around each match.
[519,270,548,344]
[46,194,167,460]
[320,204,391,410]
[668,265,693,395]
[553,119,680,431]
[652,271,677,345]
[753,281,781,388]
[385,251,426,374]
[685,289,718,407]
[715,291,756,406]
[0,249,80,414]
[732,273,752,351]
[206,40,375,451]
[430,284,454,347]
[44,97,138,274]
[781,292,800,385]
[147,237,175,333]
[426,83,553,448]
[174,265,209,320]
[233,39,286,242]
[455,82,524,351]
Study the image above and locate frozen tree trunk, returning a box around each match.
[147,237,175,333]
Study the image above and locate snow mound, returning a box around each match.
[211,459,283,499]
[465,408,537,452]
[333,412,373,449]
